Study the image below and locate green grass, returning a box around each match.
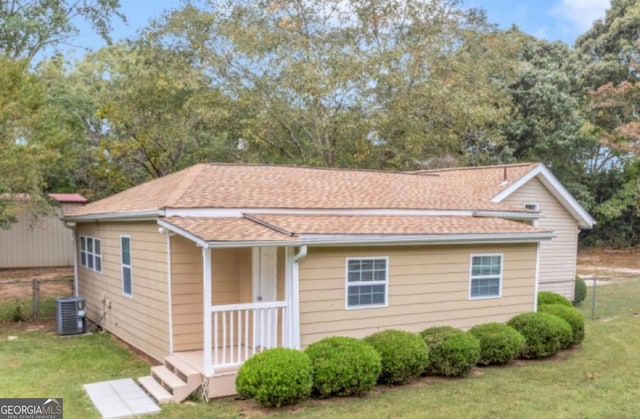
[0,296,59,321]
[2,279,640,418]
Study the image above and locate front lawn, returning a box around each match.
[2,278,640,418]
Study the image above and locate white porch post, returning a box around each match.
[284,248,293,348]
[291,246,307,350]
[203,247,213,376]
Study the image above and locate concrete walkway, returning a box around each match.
[84,378,160,418]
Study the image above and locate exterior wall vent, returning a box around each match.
[56,296,86,335]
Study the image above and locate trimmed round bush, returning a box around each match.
[305,336,381,398]
[574,276,587,306]
[420,326,464,372]
[469,322,526,366]
[537,291,572,308]
[538,304,585,347]
[507,312,573,359]
[427,332,481,377]
[364,329,429,385]
[236,348,313,407]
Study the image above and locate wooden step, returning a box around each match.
[164,355,200,386]
[138,376,173,404]
[151,365,186,391]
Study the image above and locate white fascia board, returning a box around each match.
[164,208,477,218]
[203,232,555,248]
[473,210,538,219]
[64,210,163,222]
[297,232,555,246]
[490,165,595,229]
[157,218,208,248]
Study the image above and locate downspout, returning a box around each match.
[291,245,307,349]
[64,222,79,297]
[533,242,541,312]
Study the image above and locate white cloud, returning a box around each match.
[551,0,610,32]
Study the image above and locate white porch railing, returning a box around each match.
[208,301,287,371]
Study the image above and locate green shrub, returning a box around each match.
[538,304,585,347]
[537,291,572,308]
[305,336,381,398]
[426,332,480,377]
[507,312,573,359]
[236,348,313,407]
[420,326,468,374]
[364,329,429,385]
[469,323,526,366]
[573,276,587,306]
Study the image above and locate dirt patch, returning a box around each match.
[0,267,72,281]
[577,247,640,281]
[578,247,640,270]
[0,267,73,300]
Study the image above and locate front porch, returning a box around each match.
[140,241,306,402]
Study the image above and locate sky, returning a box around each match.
[70,0,612,56]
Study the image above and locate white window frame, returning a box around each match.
[468,253,503,300]
[121,235,133,297]
[345,256,389,310]
[79,235,102,273]
[524,202,539,227]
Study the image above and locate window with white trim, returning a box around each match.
[346,257,388,309]
[469,254,502,299]
[121,236,132,296]
[80,235,102,273]
[524,203,539,226]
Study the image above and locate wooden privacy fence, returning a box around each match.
[0,277,74,320]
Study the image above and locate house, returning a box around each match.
[0,193,87,268]
[63,162,593,402]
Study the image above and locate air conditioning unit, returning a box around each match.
[56,297,86,336]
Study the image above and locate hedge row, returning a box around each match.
[236,292,585,407]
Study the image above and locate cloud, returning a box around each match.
[551,0,610,32]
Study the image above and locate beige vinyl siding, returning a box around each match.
[298,243,536,348]
[504,177,579,299]
[76,221,169,361]
[171,244,285,352]
[0,203,81,268]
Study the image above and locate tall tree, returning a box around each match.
[0,0,123,62]
[152,0,513,170]
[575,0,640,246]
[70,41,234,197]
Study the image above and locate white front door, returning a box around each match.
[252,247,277,348]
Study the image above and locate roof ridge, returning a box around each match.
[419,162,538,173]
[162,164,209,208]
[202,162,438,177]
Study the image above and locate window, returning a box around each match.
[469,254,502,299]
[80,235,102,273]
[346,257,388,309]
[524,203,539,226]
[121,236,132,296]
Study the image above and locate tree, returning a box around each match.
[151,0,514,170]
[69,41,234,197]
[0,57,66,228]
[574,0,640,246]
[0,0,124,62]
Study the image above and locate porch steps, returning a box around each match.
[137,376,173,404]
[138,357,202,403]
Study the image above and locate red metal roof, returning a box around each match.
[48,193,88,204]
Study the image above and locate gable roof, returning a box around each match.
[419,163,595,229]
[65,163,534,219]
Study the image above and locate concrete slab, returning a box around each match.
[84,378,161,418]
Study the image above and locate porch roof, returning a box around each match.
[161,216,298,244]
[159,213,553,247]
[247,213,551,236]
